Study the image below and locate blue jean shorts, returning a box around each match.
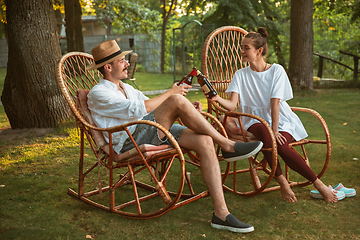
[120,111,187,153]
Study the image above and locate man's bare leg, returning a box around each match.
[154,94,235,152]
[177,129,230,220]
[154,95,257,218]
[154,94,255,232]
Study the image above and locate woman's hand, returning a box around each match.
[273,130,287,145]
[209,94,220,102]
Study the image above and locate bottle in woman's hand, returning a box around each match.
[196,69,217,99]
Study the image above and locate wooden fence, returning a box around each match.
[314,51,359,81]
[1,34,161,73]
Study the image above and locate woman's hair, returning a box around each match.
[244,27,269,56]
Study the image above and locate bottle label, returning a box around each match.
[178,81,190,86]
[201,85,211,93]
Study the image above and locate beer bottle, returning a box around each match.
[196,69,217,99]
[178,68,197,86]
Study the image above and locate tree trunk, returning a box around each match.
[54,0,63,37]
[160,16,168,74]
[2,0,70,128]
[288,0,313,91]
[64,0,84,52]
[160,0,176,73]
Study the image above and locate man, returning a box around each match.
[87,40,263,233]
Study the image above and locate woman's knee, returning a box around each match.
[249,124,272,147]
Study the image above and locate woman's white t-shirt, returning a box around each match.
[225,64,307,141]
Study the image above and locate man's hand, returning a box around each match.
[170,82,192,96]
[192,101,202,112]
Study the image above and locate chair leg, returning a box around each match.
[130,78,140,90]
[220,113,278,197]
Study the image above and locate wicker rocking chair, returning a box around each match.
[55,52,221,219]
[202,26,331,197]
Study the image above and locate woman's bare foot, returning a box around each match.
[313,179,338,203]
[276,175,297,202]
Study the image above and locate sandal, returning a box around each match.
[332,183,356,197]
[310,186,345,201]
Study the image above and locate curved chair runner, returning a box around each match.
[56,52,211,219]
[202,26,331,197]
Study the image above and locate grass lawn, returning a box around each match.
[0,68,360,239]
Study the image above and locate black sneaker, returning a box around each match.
[211,213,254,233]
[222,141,263,162]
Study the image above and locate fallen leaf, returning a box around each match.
[292,211,298,214]
[201,233,206,237]
[343,123,347,126]
[86,235,92,239]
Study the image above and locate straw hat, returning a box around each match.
[87,40,132,70]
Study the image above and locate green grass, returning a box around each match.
[0,68,8,128]
[131,72,182,91]
[0,68,6,92]
[1,68,360,239]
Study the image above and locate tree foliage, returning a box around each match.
[313,0,360,80]
[351,0,360,22]
[92,0,160,34]
[197,0,290,68]
[160,0,177,73]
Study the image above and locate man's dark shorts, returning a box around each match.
[120,111,187,153]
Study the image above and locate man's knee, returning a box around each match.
[195,135,215,151]
[166,94,189,107]
[156,94,188,116]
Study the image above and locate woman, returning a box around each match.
[211,27,340,203]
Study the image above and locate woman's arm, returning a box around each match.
[271,98,287,145]
[211,92,239,111]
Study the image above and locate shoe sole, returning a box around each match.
[224,142,263,162]
[211,223,254,233]
[333,189,356,197]
[344,192,356,197]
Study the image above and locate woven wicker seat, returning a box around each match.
[202,26,331,197]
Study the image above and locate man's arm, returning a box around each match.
[144,83,192,113]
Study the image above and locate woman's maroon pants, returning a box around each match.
[248,123,317,182]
